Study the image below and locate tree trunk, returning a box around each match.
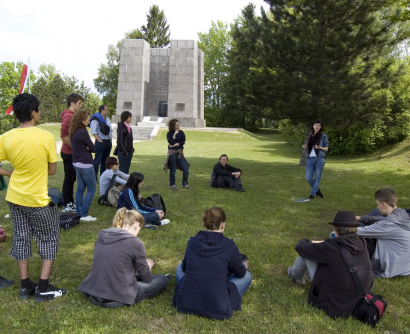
[299,129,310,166]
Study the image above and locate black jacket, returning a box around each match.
[117,122,134,155]
[295,234,373,318]
[211,162,242,187]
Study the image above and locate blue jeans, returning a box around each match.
[305,157,325,196]
[291,256,318,281]
[176,263,252,297]
[74,166,96,217]
[142,207,161,226]
[169,153,189,187]
[94,140,112,179]
[118,151,133,175]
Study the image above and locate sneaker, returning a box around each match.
[160,219,171,226]
[182,185,190,189]
[234,187,245,192]
[62,202,76,213]
[19,283,37,299]
[287,267,305,285]
[0,276,14,289]
[309,195,315,200]
[165,274,172,282]
[34,284,67,302]
[170,185,178,190]
[80,216,97,222]
[316,188,324,198]
[143,223,158,230]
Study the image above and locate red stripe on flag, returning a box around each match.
[5,105,13,115]
[19,64,28,94]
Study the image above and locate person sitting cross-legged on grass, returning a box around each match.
[117,172,170,230]
[355,188,410,278]
[287,211,373,318]
[173,207,252,320]
[78,208,171,308]
[209,154,245,192]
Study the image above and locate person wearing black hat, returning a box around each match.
[287,211,374,318]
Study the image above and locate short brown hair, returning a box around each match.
[168,119,179,132]
[375,188,398,208]
[66,93,82,107]
[334,226,357,236]
[202,207,226,231]
[105,157,118,169]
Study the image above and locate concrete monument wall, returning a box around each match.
[113,39,206,127]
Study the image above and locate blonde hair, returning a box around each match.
[202,207,226,230]
[113,208,145,228]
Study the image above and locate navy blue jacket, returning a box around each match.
[173,231,246,319]
[167,130,186,150]
[117,188,155,214]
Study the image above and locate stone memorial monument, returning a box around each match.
[112,39,206,135]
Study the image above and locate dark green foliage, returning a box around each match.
[140,5,170,48]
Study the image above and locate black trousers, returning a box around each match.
[216,175,242,190]
[61,152,76,206]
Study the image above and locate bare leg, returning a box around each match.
[17,259,29,280]
[40,260,54,280]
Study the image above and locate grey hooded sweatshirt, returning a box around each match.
[78,228,152,305]
[357,208,410,278]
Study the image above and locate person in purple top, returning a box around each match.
[69,110,97,221]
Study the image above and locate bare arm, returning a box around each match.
[0,167,12,177]
[93,134,103,143]
[48,162,57,175]
[61,136,71,148]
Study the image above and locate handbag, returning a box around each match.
[98,174,117,206]
[339,245,387,326]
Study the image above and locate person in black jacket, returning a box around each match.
[173,207,252,319]
[287,211,374,318]
[116,111,134,174]
[210,154,245,192]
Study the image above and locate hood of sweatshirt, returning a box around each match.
[333,233,367,256]
[97,228,136,245]
[187,230,234,257]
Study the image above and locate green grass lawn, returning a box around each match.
[1,128,409,333]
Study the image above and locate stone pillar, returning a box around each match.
[115,39,151,125]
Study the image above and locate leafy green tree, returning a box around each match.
[198,21,232,126]
[140,5,170,48]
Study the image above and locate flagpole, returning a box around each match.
[28,58,31,93]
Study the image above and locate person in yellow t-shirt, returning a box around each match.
[0,93,66,302]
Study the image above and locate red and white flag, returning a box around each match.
[5,64,28,115]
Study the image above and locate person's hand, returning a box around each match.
[356,216,361,221]
[146,258,154,270]
[234,173,240,178]
[315,145,320,149]
[174,143,179,147]
[302,144,307,149]
[174,130,179,136]
[311,240,323,243]
[156,210,164,219]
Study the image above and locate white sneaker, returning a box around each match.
[160,219,170,226]
[80,216,97,222]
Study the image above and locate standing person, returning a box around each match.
[78,208,171,308]
[60,93,83,212]
[91,105,112,181]
[210,154,245,192]
[173,207,252,319]
[69,110,97,221]
[117,172,170,230]
[116,111,134,174]
[164,119,190,190]
[302,120,329,200]
[0,93,66,302]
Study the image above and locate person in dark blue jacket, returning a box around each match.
[173,207,252,319]
[117,172,170,230]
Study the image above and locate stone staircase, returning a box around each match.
[111,116,167,140]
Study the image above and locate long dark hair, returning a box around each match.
[311,120,323,135]
[124,172,144,193]
[168,119,179,132]
[69,110,90,138]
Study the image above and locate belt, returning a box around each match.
[102,139,112,142]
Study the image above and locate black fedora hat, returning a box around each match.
[328,211,360,227]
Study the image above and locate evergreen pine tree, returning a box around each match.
[140,5,170,48]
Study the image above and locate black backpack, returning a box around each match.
[90,115,111,135]
[141,194,166,214]
[59,212,81,231]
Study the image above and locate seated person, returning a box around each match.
[356,188,410,278]
[99,157,129,196]
[173,207,252,319]
[210,154,245,192]
[78,208,171,308]
[117,172,170,230]
[287,211,373,319]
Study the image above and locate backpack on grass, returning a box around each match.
[98,174,117,206]
[59,212,81,231]
[141,194,166,214]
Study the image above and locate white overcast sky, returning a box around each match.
[0,0,270,93]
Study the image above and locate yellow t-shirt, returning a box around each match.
[0,127,57,207]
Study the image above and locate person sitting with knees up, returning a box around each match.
[287,211,373,318]
[173,207,252,319]
[210,154,245,192]
[78,208,171,308]
[99,157,129,197]
[117,172,170,230]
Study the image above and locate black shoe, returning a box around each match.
[0,276,14,289]
[143,223,159,230]
[34,284,67,303]
[234,187,246,192]
[316,188,324,198]
[165,274,172,282]
[309,195,315,200]
[19,283,37,299]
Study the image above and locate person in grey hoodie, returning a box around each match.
[78,208,171,308]
[356,188,410,278]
